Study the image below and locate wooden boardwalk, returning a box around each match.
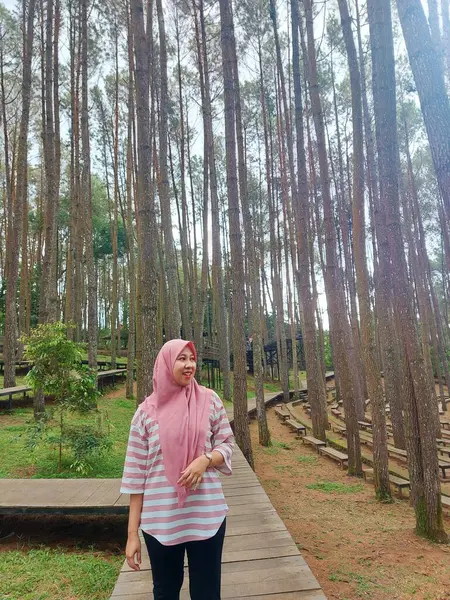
[0,478,129,515]
[110,447,326,600]
[0,386,329,598]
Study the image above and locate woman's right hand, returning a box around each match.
[126,532,141,571]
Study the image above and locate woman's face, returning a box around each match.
[172,345,197,386]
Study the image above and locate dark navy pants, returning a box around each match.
[142,518,226,600]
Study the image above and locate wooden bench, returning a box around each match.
[330,422,346,435]
[331,408,342,418]
[0,385,32,409]
[285,419,306,436]
[363,468,410,497]
[440,420,450,431]
[358,420,373,431]
[437,438,450,447]
[438,461,450,479]
[389,475,411,497]
[362,467,374,481]
[274,407,289,421]
[441,430,450,440]
[387,446,408,462]
[359,432,373,447]
[302,435,326,452]
[318,446,348,469]
[97,369,127,390]
[438,446,450,459]
[442,496,450,511]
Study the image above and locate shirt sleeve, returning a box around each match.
[120,408,149,494]
[210,393,234,476]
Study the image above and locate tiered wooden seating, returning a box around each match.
[302,435,326,452]
[358,420,373,431]
[362,467,374,481]
[438,446,450,459]
[274,406,289,421]
[362,468,410,497]
[318,446,348,469]
[437,438,450,447]
[438,461,450,479]
[388,475,411,497]
[387,446,407,462]
[284,419,306,436]
[330,422,346,435]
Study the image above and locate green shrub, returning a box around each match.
[21,322,111,474]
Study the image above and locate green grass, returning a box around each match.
[328,569,379,597]
[0,374,27,388]
[81,352,129,364]
[306,480,364,494]
[0,396,136,478]
[0,369,282,478]
[274,464,295,474]
[0,548,122,600]
[296,455,318,464]
[262,439,292,456]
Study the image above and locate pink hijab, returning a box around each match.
[140,339,212,507]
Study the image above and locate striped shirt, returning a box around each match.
[120,391,234,546]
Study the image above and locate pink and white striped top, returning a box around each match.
[120,391,234,546]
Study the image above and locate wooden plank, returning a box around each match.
[112,564,321,597]
[233,592,327,600]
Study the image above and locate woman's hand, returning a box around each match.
[126,532,141,571]
[178,455,210,490]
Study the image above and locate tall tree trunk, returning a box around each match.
[40,0,59,325]
[304,0,362,474]
[126,6,136,399]
[110,21,120,369]
[338,0,391,499]
[155,0,180,340]
[130,0,159,400]
[81,0,97,371]
[3,0,35,388]
[396,0,450,231]
[442,0,450,81]
[194,0,232,400]
[355,0,405,450]
[368,0,447,542]
[229,17,269,447]
[174,14,191,341]
[219,0,253,467]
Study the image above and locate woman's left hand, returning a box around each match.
[178,455,210,490]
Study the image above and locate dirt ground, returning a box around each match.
[249,409,450,600]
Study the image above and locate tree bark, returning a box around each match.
[303,0,362,474]
[396,0,450,231]
[155,0,180,340]
[195,0,232,401]
[368,0,447,542]
[130,0,159,400]
[219,0,253,467]
[338,0,391,500]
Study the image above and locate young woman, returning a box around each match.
[121,339,234,600]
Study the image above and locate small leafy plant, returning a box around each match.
[22,322,112,474]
